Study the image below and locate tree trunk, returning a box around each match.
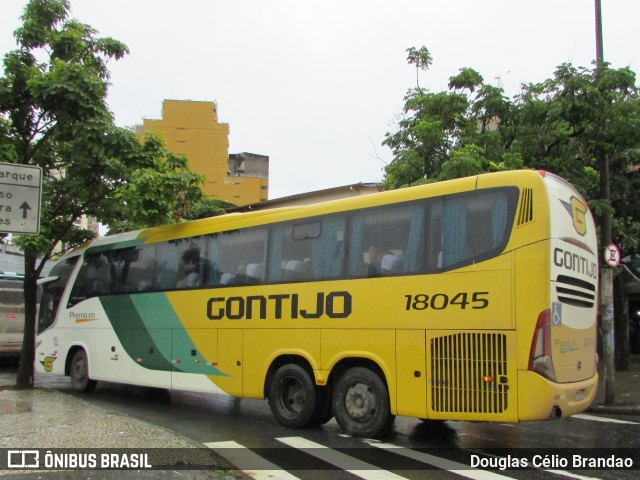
[15,248,38,389]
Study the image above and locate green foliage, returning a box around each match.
[448,68,484,93]
[106,133,205,233]
[406,46,433,89]
[383,46,640,261]
[184,198,236,221]
[0,0,204,388]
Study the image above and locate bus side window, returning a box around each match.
[39,257,79,333]
[268,216,345,283]
[115,246,157,293]
[431,189,514,271]
[208,228,268,286]
[309,216,345,280]
[269,223,312,283]
[68,253,113,306]
[155,237,205,290]
[349,204,424,277]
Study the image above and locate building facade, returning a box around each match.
[139,100,268,206]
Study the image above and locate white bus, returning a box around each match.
[0,272,25,358]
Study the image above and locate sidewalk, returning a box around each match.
[587,353,640,415]
[0,368,240,478]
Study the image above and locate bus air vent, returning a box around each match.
[430,333,508,414]
[517,188,534,226]
[555,275,596,308]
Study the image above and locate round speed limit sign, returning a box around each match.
[604,243,621,268]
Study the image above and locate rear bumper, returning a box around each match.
[518,370,598,420]
[0,343,22,358]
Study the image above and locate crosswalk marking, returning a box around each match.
[368,442,512,480]
[573,413,639,425]
[277,436,407,480]
[544,470,602,480]
[207,434,612,480]
[205,440,300,480]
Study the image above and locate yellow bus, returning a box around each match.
[35,170,599,437]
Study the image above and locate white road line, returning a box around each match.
[205,440,300,480]
[545,470,603,480]
[369,442,512,480]
[573,414,639,425]
[277,436,407,480]
[372,443,605,480]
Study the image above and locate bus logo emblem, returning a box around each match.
[41,356,56,372]
[562,197,587,236]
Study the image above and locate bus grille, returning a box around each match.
[555,275,596,308]
[517,188,534,226]
[430,333,508,414]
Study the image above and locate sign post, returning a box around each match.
[0,162,43,235]
[601,243,620,405]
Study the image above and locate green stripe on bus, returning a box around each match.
[100,294,227,376]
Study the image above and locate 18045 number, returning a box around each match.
[404,292,489,311]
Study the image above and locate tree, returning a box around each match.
[384,47,640,262]
[406,46,433,89]
[384,47,640,368]
[0,0,204,388]
[184,198,236,221]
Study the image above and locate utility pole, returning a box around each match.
[594,0,615,405]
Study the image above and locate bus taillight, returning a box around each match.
[528,310,557,382]
[6,314,15,319]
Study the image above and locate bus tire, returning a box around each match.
[268,364,317,428]
[333,366,394,438]
[70,350,97,393]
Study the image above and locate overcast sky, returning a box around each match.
[2,1,639,199]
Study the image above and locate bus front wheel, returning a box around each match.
[69,350,97,393]
[333,366,394,438]
[268,364,317,428]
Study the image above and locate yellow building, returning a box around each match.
[140,100,268,206]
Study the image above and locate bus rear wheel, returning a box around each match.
[333,366,394,438]
[268,364,317,428]
[70,350,97,393]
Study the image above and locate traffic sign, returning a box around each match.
[0,162,42,235]
[604,243,621,268]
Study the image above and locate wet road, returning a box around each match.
[1,358,637,480]
[35,373,640,480]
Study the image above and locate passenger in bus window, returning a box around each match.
[366,246,383,275]
[176,245,202,289]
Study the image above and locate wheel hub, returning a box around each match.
[282,378,305,413]
[345,382,376,419]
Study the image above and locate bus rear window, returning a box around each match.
[0,280,24,305]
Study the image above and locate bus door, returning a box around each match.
[37,257,80,375]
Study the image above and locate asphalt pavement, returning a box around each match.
[0,356,639,476]
[588,353,640,415]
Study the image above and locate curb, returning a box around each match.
[586,404,640,416]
